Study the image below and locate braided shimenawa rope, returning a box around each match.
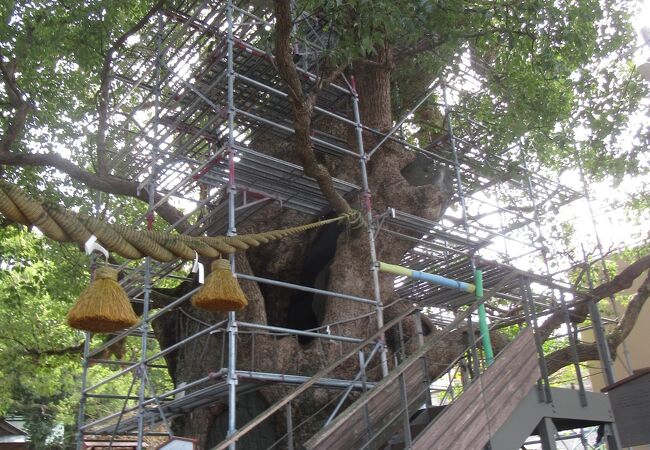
[0,181,362,262]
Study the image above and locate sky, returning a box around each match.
[635,0,650,65]
[576,0,650,254]
[438,3,650,279]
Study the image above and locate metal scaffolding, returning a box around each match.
[73,1,623,449]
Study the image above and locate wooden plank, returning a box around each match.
[414,394,489,450]
[477,328,535,390]
[319,364,428,450]
[366,367,432,450]
[431,331,538,448]
[310,370,421,450]
[483,353,540,432]
[479,349,538,410]
[412,329,538,450]
[435,415,490,450]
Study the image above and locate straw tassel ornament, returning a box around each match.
[67,267,139,332]
[0,183,367,324]
[191,259,248,312]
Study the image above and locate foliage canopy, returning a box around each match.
[0,0,648,446]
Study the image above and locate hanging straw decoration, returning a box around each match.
[191,259,248,312]
[0,181,363,317]
[67,266,139,333]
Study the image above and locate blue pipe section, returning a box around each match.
[411,270,475,293]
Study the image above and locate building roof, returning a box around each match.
[83,441,148,449]
[0,418,26,437]
[601,367,650,392]
[0,418,28,446]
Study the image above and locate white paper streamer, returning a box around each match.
[191,252,205,284]
[84,235,109,260]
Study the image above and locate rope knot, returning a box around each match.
[342,210,363,230]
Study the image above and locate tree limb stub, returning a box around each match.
[273,0,352,215]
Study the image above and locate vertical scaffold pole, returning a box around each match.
[579,163,633,376]
[226,1,238,448]
[350,75,389,377]
[76,190,103,449]
[521,276,552,404]
[415,310,432,407]
[559,292,587,407]
[75,335,90,450]
[136,10,163,449]
[583,251,616,387]
[584,252,623,450]
[520,143,551,276]
[442,82,481,377]
[285,402,294,450]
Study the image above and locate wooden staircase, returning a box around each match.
[410,328,539,450]
[304,352,432,450]
[305,326,540,450]
[305,324,619,450]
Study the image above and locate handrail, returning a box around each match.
[305,271,519,449]
[305,302,479,448]
[210,306,418,450]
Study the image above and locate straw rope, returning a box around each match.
[0,181,362,262]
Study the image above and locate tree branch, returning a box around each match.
[0,58,22,106]
[394,36,446,63]
[607,270,650,347]
[546,270,650,375]
[0,58,33,154]
[0,335,84,357]
[0,150,188,231]
[546,341,599,376]
[311,63,348,99]
[0,102,31,155]
[273,0,352,215]
[539,254,650,340]
[23,342,85,357]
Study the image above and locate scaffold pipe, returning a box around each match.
[378,262,476,293]
[475,270,494,366]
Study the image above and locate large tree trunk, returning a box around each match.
[153,56,454,450]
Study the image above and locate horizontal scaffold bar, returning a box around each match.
[378,262,476,293]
